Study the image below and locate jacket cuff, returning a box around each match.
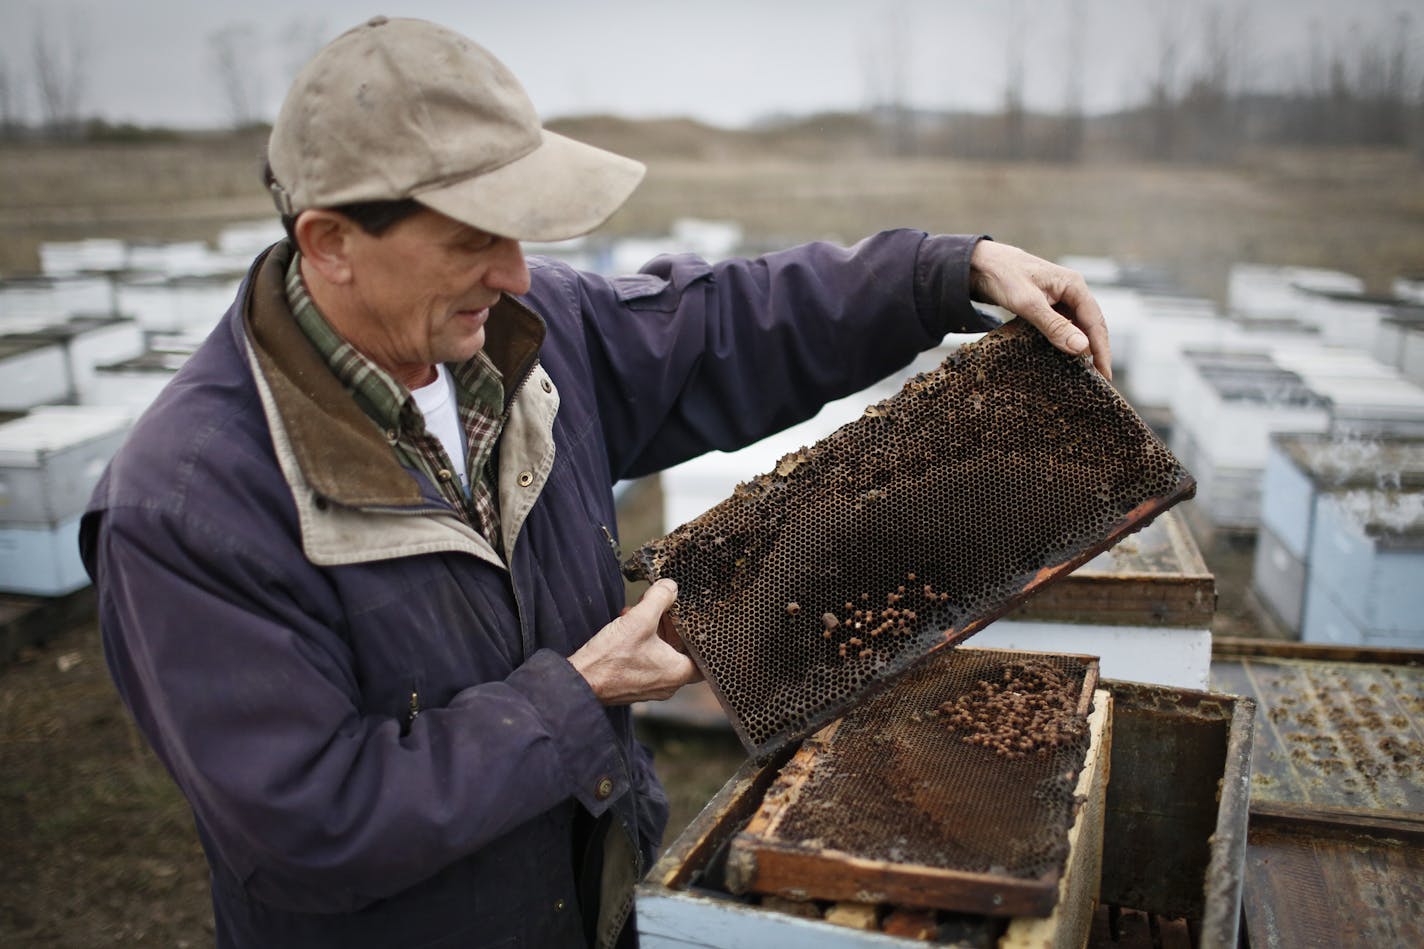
[508,648,630,817]
[914,233,1002,335]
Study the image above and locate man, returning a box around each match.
[82,16,1109,949]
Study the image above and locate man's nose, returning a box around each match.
[485,238,531,296]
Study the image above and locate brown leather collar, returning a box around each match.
[242,240,546,508]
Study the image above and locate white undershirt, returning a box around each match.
[410,364,469,495]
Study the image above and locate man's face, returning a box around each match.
[339,207,531,385]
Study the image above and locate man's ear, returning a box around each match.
[294,210,356,285]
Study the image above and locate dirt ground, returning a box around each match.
[1,129,1420,944]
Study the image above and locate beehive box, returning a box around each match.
[724,651,1103,919]
[1211,637,1424,948]
[1251,524,1308,633]
[0,337,70,412]
[86,351,189,413]
[0,514,89,596]
[0,406,133,526]
[7,316,146,403]
[638,673,1254,949]
[977,510,1214,690]
[1254,434,1424,636]
[114,273,238,335]
[1303,489,1424,646]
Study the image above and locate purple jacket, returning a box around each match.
[81,231,990,948]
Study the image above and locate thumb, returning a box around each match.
[625,578,678,630]
[1024,301,1089,356]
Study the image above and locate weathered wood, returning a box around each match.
[639,680,1254,949]
[1210,652,1424,812]
[1097,679,1256,946]
[1005,511,1215,627]
[725,653,1101,918]
[1000,691,1112,949]
[645,740,795,891]
[760,896,821,919]
[880,907,937,940]
[823,902,878,930]
[1243,804,1424,948]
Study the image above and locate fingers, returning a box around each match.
[969,241,1112,380]
[624,578,677,630]
[1055,281,1113,380]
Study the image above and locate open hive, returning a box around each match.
[725,648,1104,919]
[625,319,1194,756]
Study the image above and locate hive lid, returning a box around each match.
[625,319,1195,757]
[0,406,133,465]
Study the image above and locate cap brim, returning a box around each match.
[414,130,644,243]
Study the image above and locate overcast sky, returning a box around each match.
[1,0,1419,128]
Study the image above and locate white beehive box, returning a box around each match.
[1404,323,1424,387]
[976,511,1215,690]
[1293,287,1399,349]
[115,274,239,335]
[38,238,127,276]
[1122,297,1232,411]
[1252,524,1307,632]
[1227,263,1363,322]
[125,240,224,278]
[1303,489,1424,646]
[1395,276,1424,304]
[0,274,114,332]
[85,351,189,413]
[1373,313,1424,373]
[1260,433,1424,551]
[1313,375,1424,437]
[0,406,133,525]
[1169,357,1329,532]
[8,316,146,403]
[0,513,90,596]
[1254,434,1424,636]
[1259,437,1319,560]
[0,337,70,411]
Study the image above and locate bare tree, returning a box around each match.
[1178,3,1250,161]
[1001,0,1028,160]
[0,53,19,137]
[209,23,265,128]
[860,2,914,156]
[32,15,87,136]
[1145,1,1182,160]
[1053,0,1087,163]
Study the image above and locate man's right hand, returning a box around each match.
[569,578,701,705]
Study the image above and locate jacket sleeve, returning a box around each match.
[85,500,624,914]
[552,229,995,480]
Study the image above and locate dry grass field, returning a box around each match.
[1,126,1421,944]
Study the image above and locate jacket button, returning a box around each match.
[554,898,567,913]
[594,776,614,800]
[517,470,534,487]
[541,378,553,393]
[437,468,453,481]
[385,428,399,445]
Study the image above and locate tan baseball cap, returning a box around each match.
[267,16,645,242]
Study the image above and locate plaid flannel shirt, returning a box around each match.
[285,251,505,547]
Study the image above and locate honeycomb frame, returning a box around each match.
[722,648,1103,917]
[626,319,1194,757]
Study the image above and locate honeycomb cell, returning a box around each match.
[726,649,1100,914]
[624,320,1194,756]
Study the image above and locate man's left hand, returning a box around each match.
[969,240,1112,380]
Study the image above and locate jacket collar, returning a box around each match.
[241,239,546,509]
